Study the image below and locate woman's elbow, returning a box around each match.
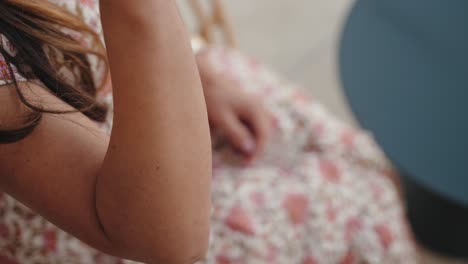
[101,207,211,263]
[95,169,212,262]
[159,225,210,263]
[158,238,210,264]
[116,230,210,264]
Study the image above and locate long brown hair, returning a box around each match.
[0,0,108,143]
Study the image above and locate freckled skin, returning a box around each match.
[0,1,211,263]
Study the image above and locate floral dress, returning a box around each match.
[0,0,417,263]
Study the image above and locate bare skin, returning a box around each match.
[0,1,211,263]
[196,51,273,163]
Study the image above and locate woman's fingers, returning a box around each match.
[217,110,256,155]
[241,102,272,159]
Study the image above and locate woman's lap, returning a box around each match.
[204,48,416,263]
[207,152,415,263]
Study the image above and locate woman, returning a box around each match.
[0,0,417,263]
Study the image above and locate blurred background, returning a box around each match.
[223,0,355,124]
[180,0,356,124]
[180,1,466,263]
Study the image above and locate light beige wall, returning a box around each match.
[223,0,356,124]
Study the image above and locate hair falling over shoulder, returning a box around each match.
[0,0,108,143]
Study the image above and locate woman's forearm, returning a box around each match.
[97,1,211,263]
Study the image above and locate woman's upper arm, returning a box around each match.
[0,82,114,254]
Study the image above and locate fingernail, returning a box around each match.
[242,139,256,153]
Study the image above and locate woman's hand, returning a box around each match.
[197,53,272,163]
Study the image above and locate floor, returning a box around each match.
[181,1,465,263]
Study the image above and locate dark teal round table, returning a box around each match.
[340,0,468,257]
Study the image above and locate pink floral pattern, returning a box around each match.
[0,0,417,263]
[200,47,417,264]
